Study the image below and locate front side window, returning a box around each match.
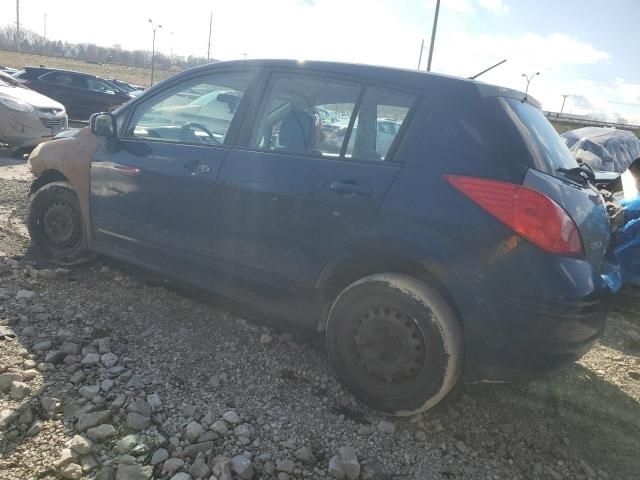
[87,78,118,95]
[251,73,360,157]
[126,71,255,146]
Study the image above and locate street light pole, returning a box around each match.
[149,19,162,86]
[522,72,540,96]
[426,0,440,72]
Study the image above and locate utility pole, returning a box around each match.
[417,38,425,70]
[148,19,162,86]
[16,0,20,52]
[560,94,571,114]
[207,12,213,61]
[426,0,440,72]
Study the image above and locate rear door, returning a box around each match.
[38,72,88,120]
[215,70,418,305]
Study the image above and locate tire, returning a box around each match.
[27,182,94,266]
[326,273,463,415]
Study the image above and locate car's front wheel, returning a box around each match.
[28,182,94,266]
[326,273,463,415]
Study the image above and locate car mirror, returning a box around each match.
[90,112,117,137]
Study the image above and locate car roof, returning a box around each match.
[160,59,528,99]
[25,66,96,77]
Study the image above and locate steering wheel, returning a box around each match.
[179,122,220,145]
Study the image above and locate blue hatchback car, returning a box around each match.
[27,60,617,415]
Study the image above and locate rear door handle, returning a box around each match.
[184,160,211,175]
[330,181,372,196]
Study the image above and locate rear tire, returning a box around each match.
[326,273,463,415]
[27,182,94,266]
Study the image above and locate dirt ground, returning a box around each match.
[0,147,639,480]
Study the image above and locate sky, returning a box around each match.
[1,0,639,123]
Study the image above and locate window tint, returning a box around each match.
[345,86,415,161]
[126,71,254,146]
[251,73,360,157]
[43,72,85,89]
[87,78,118,94]
[503,97,578,174]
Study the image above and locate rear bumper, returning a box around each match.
[463,294,609,382]
[449,246,618,382]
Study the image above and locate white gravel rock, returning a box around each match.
[223,410,241,424]
[211,419,228,435]
[232,454,254,479]
[376,420,396,434]
[16,289,36,301]
[77,410,111,431]
[162,458,185,475]
[81,353,101,366]
[79,384,100,399]
[185,420,205,442]
[86,424,116,441]
[150,448,169,465]
[9,381,30,400]
[60,463,83,479]
[69,435,93,455]
[101,352,118,368]
[169,473,192,480]
[116,434,139,454]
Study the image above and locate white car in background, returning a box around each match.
[0,71,68,149]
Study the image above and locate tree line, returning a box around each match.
[0,25,211,71]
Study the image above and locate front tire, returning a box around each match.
[28,182,94,266]
[326,273,463,415]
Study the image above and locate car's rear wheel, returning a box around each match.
[326,273,463,415]
[28,182,94,266]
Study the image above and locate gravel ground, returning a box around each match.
[1,147,639,480]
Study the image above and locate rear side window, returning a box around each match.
[502,97,578,175]
[42,72,86,89]
[345,86,415,161]
[251,73,360,158]
[250,73,416,162]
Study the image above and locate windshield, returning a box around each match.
[502,97,579,175]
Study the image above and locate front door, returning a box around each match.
[90,69,257,263]
[215,71,417,306]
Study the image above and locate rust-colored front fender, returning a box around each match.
[27,127,102,240]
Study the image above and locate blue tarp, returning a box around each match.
[613,198,640,287]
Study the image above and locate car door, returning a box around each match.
[90,68,257,266]
[215,71,418,306]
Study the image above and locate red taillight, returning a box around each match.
[445,175,583,256]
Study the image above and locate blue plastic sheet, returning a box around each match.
[613,204,640,286]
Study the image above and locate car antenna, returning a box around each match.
[469,59,507,80]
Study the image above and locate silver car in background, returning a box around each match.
[0,71,68,148]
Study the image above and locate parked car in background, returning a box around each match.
[106,78,145,97]
[0,70,68,148]
[26,59,618,415]
[0,65,19,75]
[13,67,132,121]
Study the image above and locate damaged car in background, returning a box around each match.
[24,60,626,415]
[0,70,68,149]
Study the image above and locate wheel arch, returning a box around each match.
[313,246,464,333]
[29,169,69,195]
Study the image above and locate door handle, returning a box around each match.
[184,160,211,175]
[330,181,372,196]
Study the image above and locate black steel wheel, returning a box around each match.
[326,273,463,415]
[28,182,93,265]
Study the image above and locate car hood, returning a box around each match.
[0,85,65,111]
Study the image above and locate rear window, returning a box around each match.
[502,97,578,175]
